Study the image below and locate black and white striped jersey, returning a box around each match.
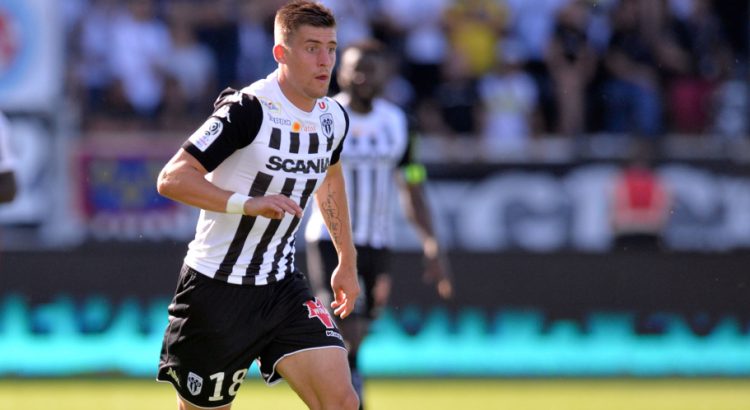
[182,71,349,285]
[0,112,15,173]
[305,95,409,249]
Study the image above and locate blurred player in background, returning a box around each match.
[155,1,360,409]
[305,39,453,409]
[0,111,17,204]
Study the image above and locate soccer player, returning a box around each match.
[304,39,453,408]
[155,2,359,409]
[0,111,17,204]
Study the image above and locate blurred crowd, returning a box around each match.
[62,0,749,153]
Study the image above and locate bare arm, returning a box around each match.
[314,161,359,318]
[396,173,453,299]
[157,149,301,219]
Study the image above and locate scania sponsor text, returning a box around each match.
[266,156,330,174]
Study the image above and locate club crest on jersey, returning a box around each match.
[304,298,335,329]
[187,372,203,396]
[319,113,334,139]
[189,118,223,152]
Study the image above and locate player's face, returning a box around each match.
[277,25,337,109]
[339,49,386,102]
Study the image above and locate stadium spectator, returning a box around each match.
[544,0,598,136]
[108,0,172,123]
[378,0,451,112]
[155,2,359,409]
[443,0,509,78]
[160,14,217,129]
[0,112,17,204]
[305,39,453,409]
[320,0,375,50]
[235,0,278,85]
[662,0,733,134]
[600,0,664,137]
[505,0,569,133]
[72,0,120,130]
[434,48,481,138]
[63,0,747,145]
[191,0,241,92]
[477,37,539,159]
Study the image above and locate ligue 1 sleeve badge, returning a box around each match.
[188,117,223,152]
[319,113,334,139]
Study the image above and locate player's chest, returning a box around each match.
[342,123,401,162]
[246,122,336,177]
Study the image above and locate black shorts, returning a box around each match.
[156,264,345,408]
[306,240,390,320]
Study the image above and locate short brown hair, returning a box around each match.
[274,1,336,45]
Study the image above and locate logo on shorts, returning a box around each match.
[166,368,181,387]
[187,372,203,396]
[304,298,335,329]
[326,330,343,340]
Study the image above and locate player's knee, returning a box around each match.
[320,386,358,410]
[338,389,360,410]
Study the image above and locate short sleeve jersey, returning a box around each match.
[182,71,349,285]
[305,96,410,248]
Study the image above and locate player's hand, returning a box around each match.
[423,253,453,300]
[330,264,360,319]
[244,195,302,219]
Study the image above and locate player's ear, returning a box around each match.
[273,43,286,64]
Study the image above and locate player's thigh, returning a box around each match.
[177,396,231,410]
[276,347,355,404]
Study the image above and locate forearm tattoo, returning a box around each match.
[322,182,342,245]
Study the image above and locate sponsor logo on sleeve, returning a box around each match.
[259,97,280,112]
[188,118,223,152]
[267,113,292,127]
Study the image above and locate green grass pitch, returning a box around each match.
[1,378,749,409]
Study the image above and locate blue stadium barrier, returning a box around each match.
[1,294,749,377]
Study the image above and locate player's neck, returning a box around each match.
[277,72,316,112]
[348,96,373,114]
